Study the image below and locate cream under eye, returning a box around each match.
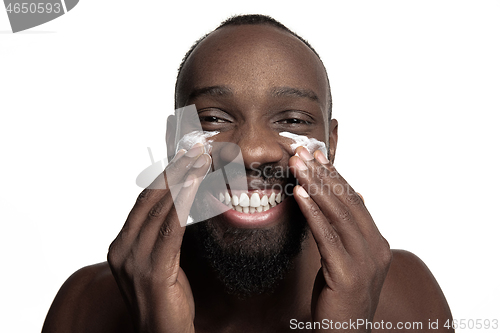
[279,131,327,156]
[176,130,219,154]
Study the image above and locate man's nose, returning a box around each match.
[222,124,284,169]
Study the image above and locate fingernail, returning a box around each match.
[298,147,314,161]
[185,143,204,158]
[315,150,329,164]
[172,149,187,162]
[295,157,308,171]
[296,185,309,198]
[193,154,209,168]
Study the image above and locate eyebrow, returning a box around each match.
[270,86,319,103]
[187,86,233,101]
[187,85,320,104]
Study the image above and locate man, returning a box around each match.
[43,15,453,332]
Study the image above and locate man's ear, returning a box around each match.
[328,119,338,164]
[166,115,177,162]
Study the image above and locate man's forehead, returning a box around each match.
[186,85,320,105]
[197,24,308,54]
[176,24,330,113]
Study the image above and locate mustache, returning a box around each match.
[201,162,295,188]
[249,163,295,184]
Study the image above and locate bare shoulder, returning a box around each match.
[374,249,454,332]
[42,262,132,333]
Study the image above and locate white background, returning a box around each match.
[1,1,499,332]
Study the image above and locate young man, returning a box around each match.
[43,15,453,332]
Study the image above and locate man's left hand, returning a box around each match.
[289,146,392,333]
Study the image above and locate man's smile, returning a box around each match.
[217,188,285,213]
[206,187,292,229]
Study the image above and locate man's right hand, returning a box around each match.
[107,143,211,333]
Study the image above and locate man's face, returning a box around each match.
[175,24,332,296]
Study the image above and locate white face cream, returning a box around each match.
[279,132,328,157]
[176,130,219,154]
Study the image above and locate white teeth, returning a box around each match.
[250,193,260,207]
[218,191,284,214]
[269,192,276,205]
[239,193,250,207]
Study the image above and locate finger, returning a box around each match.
[314,149,365,210]
[150,162,210,279]
[311,150,389,254]
[116,144,207,247]
[138,142,205,207]
[293,185,349,278]
[290,147,382,243]
[135,154,212,256]
[162,143,207,190]
[289,152,367,253]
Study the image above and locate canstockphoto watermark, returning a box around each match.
[136,105,249,226]
[290,319,424,330]
[249,161,354,198]
[3,0,79,33]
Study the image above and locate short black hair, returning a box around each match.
[175,14,332,119]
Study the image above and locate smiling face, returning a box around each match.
[173,23,335,296]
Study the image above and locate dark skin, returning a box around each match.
[43,25,454,333]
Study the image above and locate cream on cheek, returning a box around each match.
[279,131,327,156]
[176,130,327,158]
[176,130,220,154]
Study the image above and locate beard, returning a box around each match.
[188,168,308,298]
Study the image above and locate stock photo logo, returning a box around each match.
[136,105,249,226]
[3,0,78,32]
[133,104,333,226]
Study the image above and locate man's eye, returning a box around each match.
[200,116,226,123]
[280,118,310,125]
